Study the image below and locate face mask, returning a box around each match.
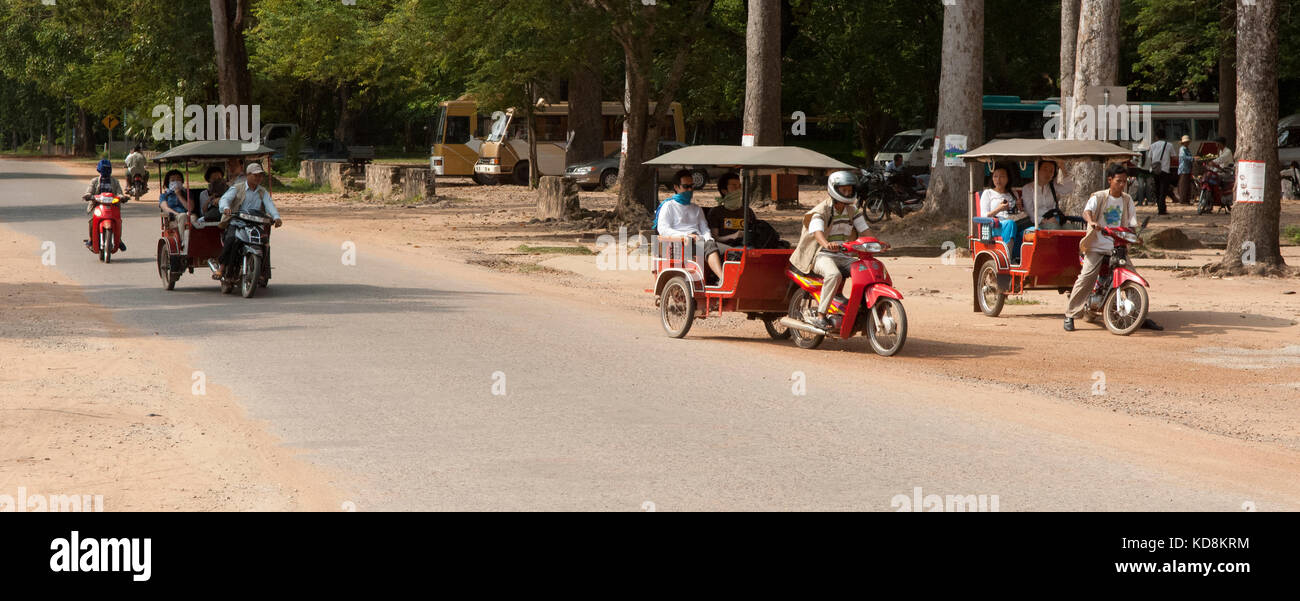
[675,190,693,203]
[721,189,742,210]
[169,181,182,192]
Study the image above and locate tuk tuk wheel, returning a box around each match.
[1103,282,1149,336]
[787,289,825,349]
[659,276,695,338]
[762,315,791,340]
[156,241,176,290]
[977,261,1005,317]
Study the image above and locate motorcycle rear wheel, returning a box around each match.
[787,288,825,350]
[862,193,887,223]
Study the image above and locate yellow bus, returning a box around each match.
[473,101,685,185]
[430,96,492,182]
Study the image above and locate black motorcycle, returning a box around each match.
[219,210,273,298]
[858,168,925,222]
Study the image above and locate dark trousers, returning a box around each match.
[219,227,242,270]
[1153,172,1173,214]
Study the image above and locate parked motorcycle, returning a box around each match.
[858,168,925,222]
[86,193,125,263]
[781,235,907,356]
[1082,217,1152,336]
[1195,160,1232,215]
[218,210,273,298]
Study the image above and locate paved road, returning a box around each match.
[1,159,1290,511]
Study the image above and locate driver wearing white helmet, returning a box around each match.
[788,170,870,331]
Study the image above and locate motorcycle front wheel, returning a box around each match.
[1196,189,1211,215]
[240,254,262,298]
[867,298,907,356]
[1103,281,1148,336]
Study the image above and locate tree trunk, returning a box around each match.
[1064,0,1120,214]
[743,0,783,206]
[1218,0,1237,148]
[334,84,355,145]
[1060,0,1081,117]
[567,63,604,166]
[537,176,581,220]
[1215,0,1286,275]
[922,0,983,218]
[616,55,654,225]
[210,0,253,139]
[75,107,91,155]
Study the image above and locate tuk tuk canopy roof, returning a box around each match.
[152,140,275,163]
[961,138,1139,163]
[644,145,855,173]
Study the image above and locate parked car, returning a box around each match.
[872,128,934,173]
[566,141,727,191]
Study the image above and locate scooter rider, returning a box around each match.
[789,170,870,331]
[212,163,282,280]
[83,159,126,252]
[124,144,149,191]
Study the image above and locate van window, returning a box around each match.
[1278,128,1300,148]
[882,135,920,153]
[267,126,292,141]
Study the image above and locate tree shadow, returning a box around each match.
[1008,309,1295,337]
[0,172,89,181]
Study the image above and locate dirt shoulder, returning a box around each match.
[268,177,1300,451]
[0,226,344,512]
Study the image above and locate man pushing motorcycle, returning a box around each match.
[788,170,871,331]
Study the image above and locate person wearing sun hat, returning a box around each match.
[1176,134,1194,204]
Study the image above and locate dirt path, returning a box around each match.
[0,227,343,511]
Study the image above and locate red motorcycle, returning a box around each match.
[781,235,908,356]
[1195,159,1232,215]
[87,193,125,263]
[1081,220,1151,335]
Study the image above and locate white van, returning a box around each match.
[873,129,934,172]
[1279,114,1300,168]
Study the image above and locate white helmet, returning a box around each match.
[827,170,859,203]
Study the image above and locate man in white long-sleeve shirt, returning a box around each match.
[655,169,726,283]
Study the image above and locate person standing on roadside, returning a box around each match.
[1145,129,1173,214]
[1176,134,1194,204]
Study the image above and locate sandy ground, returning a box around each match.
[0,227,344,511]
[271,176,1300,450]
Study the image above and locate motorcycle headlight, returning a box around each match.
[848,242,884,253]
[1117,232,1139,244]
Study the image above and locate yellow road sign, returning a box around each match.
[102,115,120,130]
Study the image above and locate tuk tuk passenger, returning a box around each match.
[979,164,1026,263]
[655,169,726,284]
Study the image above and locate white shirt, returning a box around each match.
[1212,147,1235,171]
[808,204,869,239]
[1146,140,1173,171]
[1084,192,1137,253]
[1020,180,1075,222]
[219,182,281,221]
[124,151,148,174]
[979,189,1017,220]
[655,200,712,240]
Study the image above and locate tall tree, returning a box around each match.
[1215,0,1287,275]
[742,0,782,204]
[595,0,714,224]
[922,0,983,218]
[1060,0,1081,114]
[211,0,254,131]
[1064,0,1120,213]
[567,63,605,166]
[1218,0,1236,147]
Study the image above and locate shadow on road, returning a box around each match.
[0,172,88,181]
[0,281,505,339]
